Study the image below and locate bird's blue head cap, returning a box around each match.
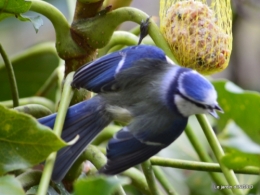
[175,70,223,118]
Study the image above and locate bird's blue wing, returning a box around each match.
[71,45,167,93]
[99,116,188,175]
[99,129,162,174]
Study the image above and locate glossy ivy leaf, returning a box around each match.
[213,80,260,144]
[74,176,129,195]
[0,175,25,195]
[221,148,260,169]
[219,121,260,154]
[0,104,66,175]
[0,43,59,102]
[0,0,31,21]
[219,121,260,169]
[0,0,43,32]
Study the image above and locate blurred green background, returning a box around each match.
[0,1,260,195]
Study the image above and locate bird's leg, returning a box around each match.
[138,17,150,45]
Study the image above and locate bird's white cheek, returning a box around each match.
[174,95,206,117]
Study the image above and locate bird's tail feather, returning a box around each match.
[38,96,112,182]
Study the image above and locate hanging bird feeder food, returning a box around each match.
[160,0,232,74]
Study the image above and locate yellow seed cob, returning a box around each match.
[160,0,232,74]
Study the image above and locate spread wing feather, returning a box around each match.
[71,45,167,92]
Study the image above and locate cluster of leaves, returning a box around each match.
[0,0,259,195]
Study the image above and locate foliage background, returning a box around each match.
[1,0,260,92]
[0,0,260,195]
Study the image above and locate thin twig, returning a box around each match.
[141,160,161,195]
[151,157,260,175]
[35,68,59,97]
[0,44,19,107]
[185,124,232,195]
[153,166,178,195]
[37,72,74,195]
[0,96,55,111]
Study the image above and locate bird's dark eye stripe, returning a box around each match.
[205,105,214,109]
[177,91,211,110]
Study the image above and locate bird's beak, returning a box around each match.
[208,109,219,118]
[207,104,223,119]
[214,104,224,113]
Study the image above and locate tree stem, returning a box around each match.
[98,31,139,57]
[196,114,243,195]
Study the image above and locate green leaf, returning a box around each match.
[219,121,260,169]
[0,0,42,32]
[26,185,60,195]
[221,149,260,169]
[187,172,222,195]
[247,180,260,195]
[219,121,260,154]
[55,183,71,195]
[0,13,13,21]
[74,176,129,195]
[13,104,52,119]
[19,14,43,33]
[0,0,31,21]
[0,104,66,175]
[0,175,25,195]
[25,186,37,195]
[213,80,260,144]
[0,43,59,102]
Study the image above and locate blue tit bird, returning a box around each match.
[38,45,222,181]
